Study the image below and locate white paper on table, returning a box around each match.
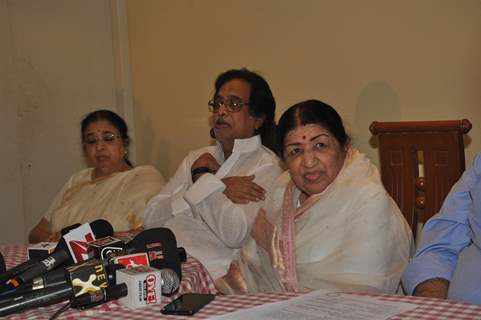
[210,289,419,320]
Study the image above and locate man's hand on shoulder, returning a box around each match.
[222,175,266,204]
[413,278,449,299]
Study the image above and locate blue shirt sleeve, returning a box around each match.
[401,153,481,294]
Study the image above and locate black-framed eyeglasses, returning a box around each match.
[208,95,249,113]
[83,132,120,145]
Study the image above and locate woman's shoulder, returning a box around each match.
[68,167,94,184]
[131,165,161,174]
[342,149,383,188]
[128,165,164,182]
[337,149,394,205]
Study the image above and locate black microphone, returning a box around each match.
[70,283,127,310]
[57,219,114,265]
[177,247,187,263]
[2,219,113,292]
[128,228,181,280]
[4,268,68,297]
[0,221,83,288]
[0,258,111,316]
[2,250,69,292]
[54,219,113,265]
[0,260,38,294]
[1,262,122,302]
[0,282,74,317]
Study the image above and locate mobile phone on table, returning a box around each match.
[161,293,215,316]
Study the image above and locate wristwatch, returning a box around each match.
[191,167,212,182]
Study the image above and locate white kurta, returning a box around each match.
[143,135,283,278]
[220,149,413,294]
[44,165,164,233]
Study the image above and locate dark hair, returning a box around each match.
[81,109,133,167]
[214,68,277,153]
[277,99,349,158]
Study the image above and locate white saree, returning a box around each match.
[218,149,413,294]
[44,165,164,233]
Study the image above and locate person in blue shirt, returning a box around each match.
[402,152,481,304]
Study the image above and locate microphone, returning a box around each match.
[0,260,37,287]
[2,250,69,293]
[158,268,180,296]
[1,262,123,301]
[0,258,112,316]
[177,247,187,263]
[0,221,82,287]
[17,251,69,284]
[70,283,127,310]
[116,265,180,309]
[0,283,74,317]
[128,228,181,280]
[1,219,113,293]
[88,236,126,260]
[62,219,114,264]
[3,268,68,297]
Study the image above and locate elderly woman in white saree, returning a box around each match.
[29,110,164,243]
[216,99,413,294]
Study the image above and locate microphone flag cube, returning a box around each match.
[88,236,125,260]
[27,242,56,261]
[116,266,162,309]
[66,259,109,297]
[111,252,149,269]
[63,223,96,263]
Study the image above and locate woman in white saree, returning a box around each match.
[29,110,164,243]
[216,99,412,294]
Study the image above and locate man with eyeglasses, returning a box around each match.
[144,68,282,279]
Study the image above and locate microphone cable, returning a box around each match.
[48,301,70,320]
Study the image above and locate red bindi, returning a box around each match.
[302,135,306,139]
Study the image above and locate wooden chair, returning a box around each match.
[369,119,472,240]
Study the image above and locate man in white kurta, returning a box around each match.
[144,68,283,278]
[144,136,282,278]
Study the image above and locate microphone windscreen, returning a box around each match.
[177,247,187,263]
[90,219,114,238]
[128,228,177,249]
[158,268,179,296]
[129,228,181,280]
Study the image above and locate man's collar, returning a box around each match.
[216,135,261,157]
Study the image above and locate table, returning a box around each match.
[3,245,481,319]
[16,291,481,320]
